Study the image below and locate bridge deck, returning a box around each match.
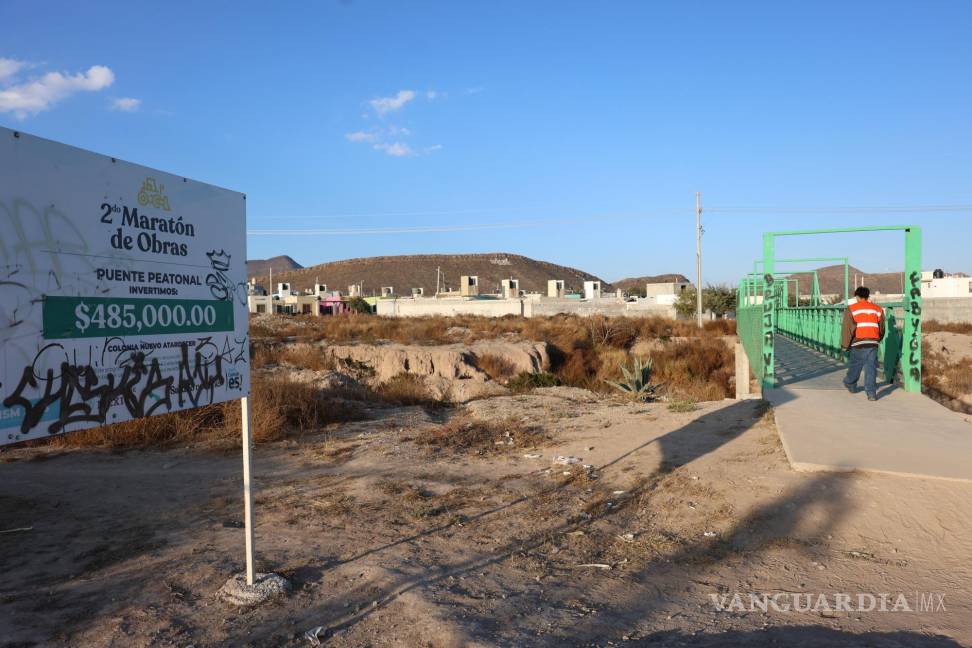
[766,335,972,481]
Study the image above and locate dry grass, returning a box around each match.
[279,344,333,371]
[474,353,518,383]
[649,339,734,401]
[667,398,700,412]
[593,339,732,401]
[252,313,737,400]
[507,372,561,392]
[375,480,449,519]
[251,342,280,368]
[252,313,734,347]
[374,373,440,407]
[413,414,548,455]
[49,314,735,449]
[923,347,972,405]
[924,320,972,335]
[251,342,333,371]
[50,375,368,449]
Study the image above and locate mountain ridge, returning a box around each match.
[246,255,303,277]
[248,252,615,295]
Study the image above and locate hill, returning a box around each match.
[246,255,303,277]
[612,273,691,295]
[787,264,905,297]
[249,253,610,296]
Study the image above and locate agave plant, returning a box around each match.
[604,356,659,399]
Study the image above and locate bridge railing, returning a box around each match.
[737,225,921,391]
[775,302,905,384]
[737,276,775,385]
[737,299,768,384]
[738,272,907,387]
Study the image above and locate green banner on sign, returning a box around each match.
[43,296,235,339]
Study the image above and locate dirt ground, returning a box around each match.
[2,389,971,647]
[926,331,972,364]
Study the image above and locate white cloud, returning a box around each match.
[374,142,414,157]
[111,97,141,112]
[368,89,416,116]
[350,89,444,156]
[345,130,378,142]
[0,58,27,82]
[0,64,114,118]
[465,86,484,95]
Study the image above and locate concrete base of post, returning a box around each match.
[218,572,291,606]
[735,341,754,400]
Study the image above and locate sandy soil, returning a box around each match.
[926,331,972,364]
[924,331,972,412]
[2,389,971,647]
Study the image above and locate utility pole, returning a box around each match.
[436,266,441,296]
[695,192,703,328]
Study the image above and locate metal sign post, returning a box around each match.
[240,396,256,585]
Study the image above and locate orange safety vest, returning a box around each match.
[849,299,882,342]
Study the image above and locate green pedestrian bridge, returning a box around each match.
[735,226,972,482]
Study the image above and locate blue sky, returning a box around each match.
[2,1,970,283]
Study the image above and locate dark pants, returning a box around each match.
[844,346,878,397]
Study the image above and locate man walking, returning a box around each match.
[841,286,885,401]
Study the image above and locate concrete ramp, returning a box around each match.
[766,335,972,482]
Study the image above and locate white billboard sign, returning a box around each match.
[0,127,250,445]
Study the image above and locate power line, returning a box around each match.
[250,205,562,222]
[706,204,972,214]
[247,213,655,236]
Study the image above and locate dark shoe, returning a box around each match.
[843,382,858,394]
[867,393,877,401]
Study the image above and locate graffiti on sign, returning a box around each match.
[0,126,249,445]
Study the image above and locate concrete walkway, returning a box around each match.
[766,335,972,481]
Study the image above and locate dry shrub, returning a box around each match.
[584,315,636,347]
[474,353,518,383]
[507,372,560,392]
[278,344,333,371]
[595,348,632,385]
[668,398,700,412]
[248,320,277,338]
[651,339,733,401]
[414,415,547,454]
[252,341,332,371]
[375,373,438,406]
[628,316,734,341]
[252,313,733,347]
[924,320,972,335]
[923,349,972,401]
[225,376,366,441]
[251,342,280,368]
[375,480,446,518]
[249,313,736,399]
[703,319,736,336]
[49,404,226,449]
[50,375,367,449]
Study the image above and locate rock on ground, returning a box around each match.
[320,341,551,401]
[325,341,550,383]
[218,572,291,606]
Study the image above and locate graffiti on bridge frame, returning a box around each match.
[906,270,922,383]
[762,273,776,375]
